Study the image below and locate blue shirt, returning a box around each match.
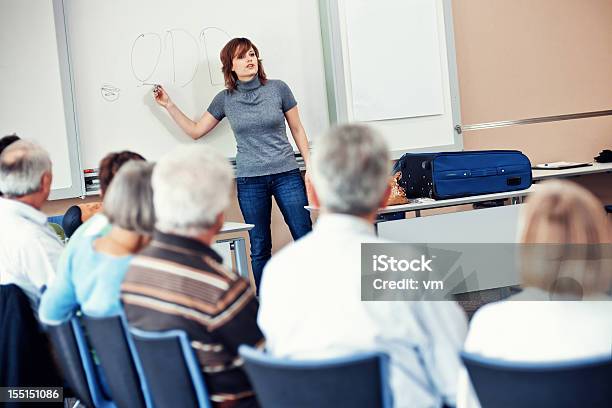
[39,234,132,324]
[56,213,111,275]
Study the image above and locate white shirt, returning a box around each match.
[258,213,468,408]
[0,197,62,307]
[458,288,612,408]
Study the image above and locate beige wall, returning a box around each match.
[452,0,612,123]
[453,0,612,166]
[44,1,612,261]
[452,0,612,207]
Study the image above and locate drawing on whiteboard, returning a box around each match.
[200,27,231,86]
[130,28,230,88]
[130,33,162,83]
[164,29,199,88]
[101,83,120,102]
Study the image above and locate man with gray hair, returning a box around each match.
[121,145,263,408]
[258,124,467,408]
[0,140,62,307]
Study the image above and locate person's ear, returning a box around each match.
[41,171,52,195]
[138,234,152,250]
[214,212,225,233]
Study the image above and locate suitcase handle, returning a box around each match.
[471,168,497,177]
[440,170,470,179]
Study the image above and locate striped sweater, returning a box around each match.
[121,231,263,407]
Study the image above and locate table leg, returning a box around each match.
[233,238,250,279]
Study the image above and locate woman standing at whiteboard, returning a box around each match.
[153,37,312,292]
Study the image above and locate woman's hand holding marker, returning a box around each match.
[152,84,172,108]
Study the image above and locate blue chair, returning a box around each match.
[239,346,393,408]
[47,214,64,226]
[47,316,114,408]
[129,328,212,408]
[461,351,612,408]
[81,315,151,408]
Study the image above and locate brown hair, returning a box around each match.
[98,151,145,196]
[220,38,267,92]
[519,180,611,297]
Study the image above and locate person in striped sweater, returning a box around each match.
[121,145,263,408]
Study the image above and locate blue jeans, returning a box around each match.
[237,168,312,291]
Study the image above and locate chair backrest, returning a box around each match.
[46,317,102,408]
[462,351,612,408]
[129,328,212,408]
[81,315,150,408]
[0,284,63,392]
[239,346,393,408]
[47,214,64,226]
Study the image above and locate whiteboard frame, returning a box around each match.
[48,0,84,200]
[318,0,463,158]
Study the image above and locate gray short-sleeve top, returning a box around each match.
[207,76,299,177]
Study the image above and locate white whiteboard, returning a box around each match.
[321,0,462,156]
[63,0,330,169]
[0,0,83,199]
[345,0,445,122]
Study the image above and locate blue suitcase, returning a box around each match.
[392,150,532,200]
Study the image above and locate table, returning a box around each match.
[305,162,610,294]
[376,185,538,217]
[377,204,525,292]
[306,185,538,220]
[532,162,612,181]
[306,162,612,221]
[215,222,254,279]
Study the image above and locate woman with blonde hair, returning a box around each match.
[458,180,612,408]
[518,180,611,298]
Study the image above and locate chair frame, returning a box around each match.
[69,316,116,408]
[129,328,212,408]
[80,313,153,408]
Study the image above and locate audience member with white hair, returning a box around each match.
[120,145,263,408]
[258,124,468,408]
[39,161,155,324]
[458,180,612,408]
[0,140,62,308]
